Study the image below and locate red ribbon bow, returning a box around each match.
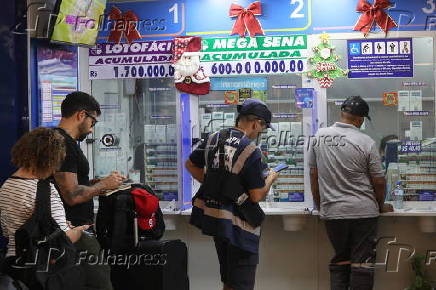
[108,6,141,44]
[229,1,264,37]
[353,0,397,36]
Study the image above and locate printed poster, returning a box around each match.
[347,38,413,78]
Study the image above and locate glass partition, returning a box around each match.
[197,74,306,203]
[91,78,179,202]
[327,37,436,202]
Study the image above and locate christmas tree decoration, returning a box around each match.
[319,32,330,43]
[172,36,210,95]
[318,76,335,88]
[306,33,348,88]
[320,48,331,59]
[354,0,397,37]
[229,1,264,37]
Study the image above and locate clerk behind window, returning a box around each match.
[186,99,278,290]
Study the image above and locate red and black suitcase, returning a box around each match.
[96,183,189,290]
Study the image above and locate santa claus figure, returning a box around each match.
[172,36,210,95]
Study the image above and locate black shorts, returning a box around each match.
[213,237,259,290]
[325,217,378,264]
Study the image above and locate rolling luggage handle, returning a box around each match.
[133,213,139,248]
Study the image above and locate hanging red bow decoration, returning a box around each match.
[353,0,397,37]
[108,6,141,44]
[229,1,264,37]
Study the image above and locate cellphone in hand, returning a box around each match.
[273,163,289,173]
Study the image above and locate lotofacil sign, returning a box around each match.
[89,40,173,79]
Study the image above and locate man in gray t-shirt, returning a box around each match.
[308,96,393,290]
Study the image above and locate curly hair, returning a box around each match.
[11,128,66,176]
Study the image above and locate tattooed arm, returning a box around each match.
[54,172,123,206]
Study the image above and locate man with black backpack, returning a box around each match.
[186,99,278,290]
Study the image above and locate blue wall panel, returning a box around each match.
[0,0,28,184]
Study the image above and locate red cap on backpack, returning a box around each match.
[130,188,159,230]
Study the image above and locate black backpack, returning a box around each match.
[96,184,165,253]
[4,180,84,290]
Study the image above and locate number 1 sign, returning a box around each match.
[96,0,185,43]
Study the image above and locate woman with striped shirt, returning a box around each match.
[0,127,89,257]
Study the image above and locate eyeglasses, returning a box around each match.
[84,111,98,127]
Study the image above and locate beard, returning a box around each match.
[174,55,200,77]
[77,122,90,142]
[77,133,88,142]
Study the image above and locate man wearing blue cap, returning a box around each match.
[308,96,393,290]
[186,98,278,290]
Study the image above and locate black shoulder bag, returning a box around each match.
[5,180,84,290]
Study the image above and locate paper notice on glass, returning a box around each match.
[279,122,291,136]
[166,124,177,143]
[103,113,116,128]
[155,125,167,143]
[410,121,423,141]
[224,113,235,127]
[212,111,224,131]
[409,90,422,111]
[212,111,224,120]
[268,123,278,139]
[115,113,127,127]
[397,91,410,111]
[291,122,303,137]
[200,113,212,132]
[144,125,156,144]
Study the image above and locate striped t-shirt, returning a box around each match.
[0,177,69,256]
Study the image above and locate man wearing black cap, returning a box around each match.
[308,96,393,290]
[186,99,278,290]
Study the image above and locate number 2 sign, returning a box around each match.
[185,0,311,36]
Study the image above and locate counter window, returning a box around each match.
[91,78,179,202]
[197,74,306,203]
[327,37,436,201]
